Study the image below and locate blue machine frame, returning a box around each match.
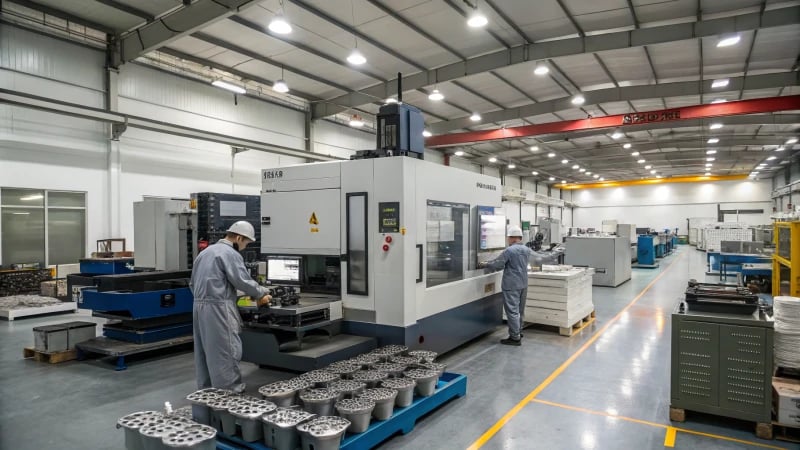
[637,235,657,266]
[215,372,468,450]
[79,258,135,275]
[80,287,193,320]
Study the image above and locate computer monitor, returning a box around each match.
[266,256,302,285]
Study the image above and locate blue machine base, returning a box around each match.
[80,287,193,320]
[103,323,193,344]
[215,372,468,450]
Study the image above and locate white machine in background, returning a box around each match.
[133,197,197,270]
[538,218,562,246]
[259,157,504,354]
[564,236,632,287]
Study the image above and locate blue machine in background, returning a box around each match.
[634,235,659,268]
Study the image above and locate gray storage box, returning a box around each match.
[33,321,96,352]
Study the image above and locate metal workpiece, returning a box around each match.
[359,388,399,421]
[205,397,239,435]
[350,370,389,388]
[372,362,407,378]
[117,411,165,450]
[299,388,340,416]
[296,416,351,450]
[329,380,367,399]
[325,361,362,378]
[140,422,186,450]
[186,390,228,425]
[228,401,276,442]
[258,379,312,407]
[349,353,383,368]
[335,398,376,434]
[370,345,409,361]
[170,406,194,421]
[404,368,440,397]
[407,350,438,363]
[380,378,417,407]
[300,370,341,387]
[415,361,447,377]
[261,408,316,450]
[160,424,216,450]
[389,355,422,365]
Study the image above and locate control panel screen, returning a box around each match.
[267,257,301,284]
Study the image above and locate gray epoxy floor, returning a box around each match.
[0,247,789,449]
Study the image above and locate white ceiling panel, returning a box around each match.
[30,0,145,31]
[702,0,764,14]
[598,47,655,86]
[648,40,701,80]
[632,0,695,24]
[490,0,578,41]
[701,31,753,77]
[565,0,634,33]
[551,53,616,91]
[167,36,223,59]
[450,73,530,110]
[232,59,343,99]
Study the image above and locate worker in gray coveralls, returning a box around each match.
[482,225,532,346]
[190,221,271,407]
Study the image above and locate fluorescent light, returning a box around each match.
[470,113,482,122]
[650,170,657,174]
[717,35,741,47]
[561,180,567,184]
[586,171,592,175]
[548,152,555,158]
[549,177,555,181]
[611,130,623,139]
[269,14,293,34]
[709,123,723,130]
[767,156,777,160]
[348,115,364,128]
[385,97,398,104]
[422,130,432,137]
[705,172,711,176]
[12,212,30,215]
[707,138,719,144]
[428,89,444,101]
[623,143,632,149]
[705,163,713,167]
[211,80,246,94]
[579,168,586,172]
[454,150,465,156]
[637,159,645,164]
[711,78,729,89]
[529,145,539,152]
[787,138,798,144]
[599,177,605,181]
[272,79,289,93]
[562,159,568,164]
[347,49,367,65]
[776,146,785,152]
[593,174,599,179]
[534,64,549,76]
[711,98,727,104]
[467,11,488,27]
[571,95,585,105]
[532,171,539,175]
[631,151,640,156]
[656,175,663,179]
[20,194,44,201]
[488,157,497,163]
[706,150,717,155]
[707,157,715,162]
[507,163,516,169]
[572,164,579,169]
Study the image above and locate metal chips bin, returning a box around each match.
[261,408,316,450]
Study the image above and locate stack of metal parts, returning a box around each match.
[116,410,217,450]
[0,294,62,310]
[774,296,800,369]
[0,268,52,296]
[684,279,759,314]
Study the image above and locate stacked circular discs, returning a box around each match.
[774,296,800,369]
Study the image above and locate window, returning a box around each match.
[0,188,86,267]
[426,200,470,287]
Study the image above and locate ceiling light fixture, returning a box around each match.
[593,174,599,179]
[579,168,586,172]
[268,14,293,34]
[20,194,43,201]
[534,63,549,76]
[572,164,580,169]
[422,130,432,137]
[656,175,663,179]
[645,165,652,169]
[488,157,497,163]
[623,143,632,149]
[631,151,640,156]
[705,172,711,176]
[530,145,539,152]
[711,78,730,89]
[709,123,723,130]
[586,171,592,175]
[637,159,645,164]
[211,79,246,94]
[454,150,465,156]
[711,98,727,104]
[786,138,798,144]
[706,163,713,167]
[347,49,367,65]
[562,159,569,164]
[470,113,482,121]
[549,177,555,181]
[599,177,605,181]
[767,156,777,160]
[348,114,364,128]
[385,97,398,104]
[776,146,785,152]
[466,2,488,28]
[706,150,717,155]
[650,170,656,174]
[428,89,444,101]
[708,138,719,144]
[561,180,567,184]
[707,157,715,162]
[272,79,289,93]
[716,34,741,47]
[571,95,585,105]
[548,152,555,158]
[507,163,516,169]
[532,171,539,175]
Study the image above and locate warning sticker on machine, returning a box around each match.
[309,212,319,225]
[310,227,320,233]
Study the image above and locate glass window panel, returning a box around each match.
[48,191,85,208]
[48,209,86,265]
[346,193,368,295]
[1,188,44,207]
[426,200,470,288]
[1,208,45,265]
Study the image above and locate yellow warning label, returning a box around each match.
[309,212,319,225]
[310,227,319,233]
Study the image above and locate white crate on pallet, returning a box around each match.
[525,267,594,329]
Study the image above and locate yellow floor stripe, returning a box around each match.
[664,427,677,447]
[530,399,786,450]
[466,253,685,450]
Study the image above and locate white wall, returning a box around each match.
[572,179,773,234]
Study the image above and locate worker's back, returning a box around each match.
[190,240,240,302]
[501,243,532,291]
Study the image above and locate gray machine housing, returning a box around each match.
[564,236,631,287]
[133,197,197,271]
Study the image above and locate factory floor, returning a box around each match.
[0,246,788,449]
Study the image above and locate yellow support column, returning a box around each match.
[772,222,800,297]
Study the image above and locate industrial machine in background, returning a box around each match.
[537,218,562,247]
[133,197,196,271]
[634,234,659,269]
[192,192,262,266]
[564,236,631,287]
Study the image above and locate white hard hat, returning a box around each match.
[227,221,256,241]
[507,225,523,237]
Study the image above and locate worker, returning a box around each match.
[190,221,271,401]
[481,225,532,346]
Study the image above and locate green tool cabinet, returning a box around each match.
[670,303,774,423]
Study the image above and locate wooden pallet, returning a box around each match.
[23,347,77,364]
[526,310,596,337]
[773,422,800,443]
[669,407,773,440]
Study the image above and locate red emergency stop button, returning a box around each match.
[385,236,393,244]
[382,244,390,252]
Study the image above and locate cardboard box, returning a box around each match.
[773,377,800,425]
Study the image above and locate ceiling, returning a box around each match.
[2,0,799,185]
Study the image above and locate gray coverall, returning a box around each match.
[190,239,267,395]
[486,243,533,340]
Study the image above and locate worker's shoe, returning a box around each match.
[500,337,521,346]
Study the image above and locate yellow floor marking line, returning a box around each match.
[664,426,677,447]
[467,253,685,450]
[530,399,786,450]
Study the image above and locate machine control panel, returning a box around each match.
[379,202,400,233]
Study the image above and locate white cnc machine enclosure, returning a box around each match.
[261,157,504,353]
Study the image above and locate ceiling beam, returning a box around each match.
[312,5,800,118]
[93,0,154,22]
[562,174,749,190]
[426,95,800,147]
[115,0,258,66]
[430,71,800,133]
[6,0,115,34]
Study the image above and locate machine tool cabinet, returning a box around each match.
[670,305,774,423]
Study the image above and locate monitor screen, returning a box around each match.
[267,257,301,284]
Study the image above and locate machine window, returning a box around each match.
[426,200,470,288]
[346,192,369,295]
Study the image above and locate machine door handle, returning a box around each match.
[416,244,423,283]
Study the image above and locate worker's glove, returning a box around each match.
[477,261,488,269]
[257,295,272,307]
